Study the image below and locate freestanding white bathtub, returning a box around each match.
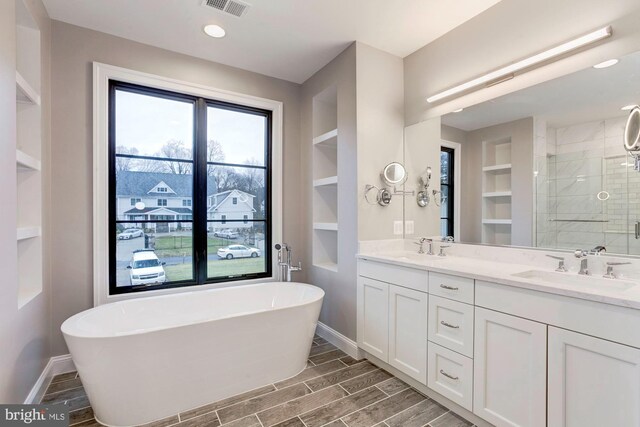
[61,282,324,427]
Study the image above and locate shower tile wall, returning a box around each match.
[536,116,640,255]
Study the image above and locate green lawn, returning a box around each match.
[154,235,231,257]
[164,257,265,282]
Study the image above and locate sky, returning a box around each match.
[115,90,266,166]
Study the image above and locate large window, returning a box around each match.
[109,81,272,295]
[440,146,455,238]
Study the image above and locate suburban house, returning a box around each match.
[207,190,256,229]
[116,171,255,232]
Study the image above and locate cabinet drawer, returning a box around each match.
[429,272,474,304]
[428,296,474,357]
[428,342,473,411]
[358,260,428,293]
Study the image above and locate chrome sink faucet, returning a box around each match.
[415,238,434,255]
[546,254,567,272]
[575,250,590,275]
[275,243,302,282]
[603,261,631,279]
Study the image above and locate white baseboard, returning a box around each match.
[315,322,364,360]
[24,354,76,404]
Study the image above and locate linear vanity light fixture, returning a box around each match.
[426,26,612,103]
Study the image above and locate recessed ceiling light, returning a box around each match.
[622,105,638,111]
[593,59,618,69]
[452,108,464,113]
[204,24,226,38]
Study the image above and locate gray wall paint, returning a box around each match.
[50,21,302,355]
[0,0,52,403]
[301,44,358,340]
[404,0,640,125]
[356,43,405,241]
[300,42,404,341]
[404,118,442,238]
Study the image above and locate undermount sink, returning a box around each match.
[512,270,637,291]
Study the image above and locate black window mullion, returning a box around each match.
[108,81,118,295]
[193,98,208,285]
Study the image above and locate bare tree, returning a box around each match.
[207,139,227,191]
[115,146,139,172]
[157,139,192,174]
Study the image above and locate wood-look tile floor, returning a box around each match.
[40,337,476,427]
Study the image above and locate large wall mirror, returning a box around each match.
[405,49,640,256]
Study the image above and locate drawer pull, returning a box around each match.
[440,321,460,329]
[440,284,458,291]
[440,369,459,381]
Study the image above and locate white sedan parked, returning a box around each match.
[217,245,261,260]
[118,228,144,240]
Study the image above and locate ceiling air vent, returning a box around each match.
[202,0,250,18]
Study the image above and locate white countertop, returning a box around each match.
[357,250,640,311]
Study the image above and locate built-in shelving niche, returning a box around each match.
[16,0,43,309]
[482,137,512,246]
[312,85,338,272]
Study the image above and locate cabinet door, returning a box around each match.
[548,326,640,427]
[389,285,428,383]
[357,277,389,361]
[474,307,546,427]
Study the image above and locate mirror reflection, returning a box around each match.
[410,50,640,256]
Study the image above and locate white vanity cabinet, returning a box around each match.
[548,327,640,427]
[357,256,640,427]
[356,276,389,360]
[473,307,547,427]
[389,284,428,382]
[357,260,428,383]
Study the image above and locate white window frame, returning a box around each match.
[93,62,283,306]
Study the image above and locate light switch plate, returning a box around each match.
[393,221,403,235]
[405,220,415,235]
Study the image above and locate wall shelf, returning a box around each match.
[482,138,512,245]
[313,176,338,187]
[313,222,338,231]
[313,128,338,147]
[16,1,44,309]
[312,86,338,273]
[16,149,41,171]
[17,226,41,241]
[313,262,339,273]
[483,191,512,198]
[482,163,512,172]
[482,219,513,225]
[16,71,41,105]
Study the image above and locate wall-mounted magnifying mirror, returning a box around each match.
[381,162,408,187]
[624,106,640,151]
[624,106,640,170]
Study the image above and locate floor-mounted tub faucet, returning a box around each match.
[275,243,302,282]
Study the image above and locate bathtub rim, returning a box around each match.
[61,281,324,339]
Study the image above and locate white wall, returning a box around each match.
[404,0,640,125]
[50,21,302,355]
[0,0,52,403]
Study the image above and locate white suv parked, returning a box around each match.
[127,250,167,286]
